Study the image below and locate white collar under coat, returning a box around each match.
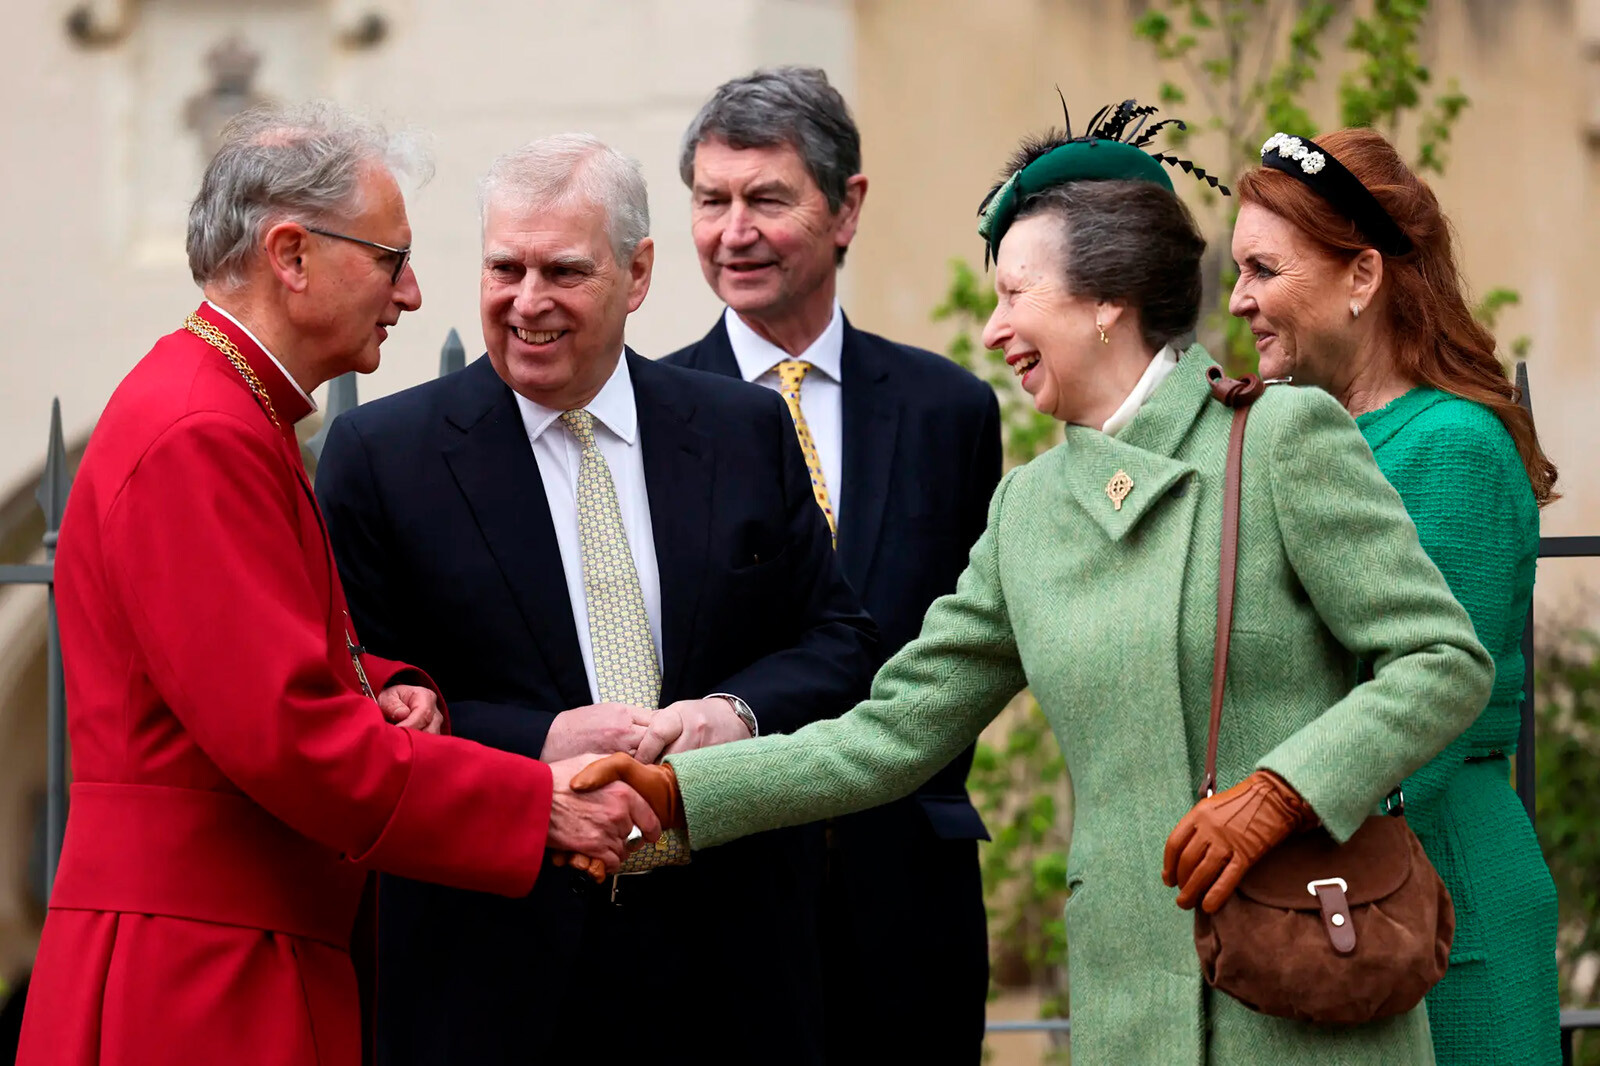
[1101,344,1180,437]
[514,347,638,446]
[724,301,845,385]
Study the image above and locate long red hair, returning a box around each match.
[1237,127,1558,505]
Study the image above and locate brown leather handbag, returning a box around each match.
[1190,367,1454,1025]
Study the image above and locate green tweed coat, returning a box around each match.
[669,348,1493,1065]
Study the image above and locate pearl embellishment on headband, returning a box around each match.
[1262,132,1326,175]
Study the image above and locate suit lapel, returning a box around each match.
[837,321,898,586]
[1059,346,1217,542]
[632,352,713,702]
[440,358,591,708]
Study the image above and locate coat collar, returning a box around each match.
[1354,386,1449,454]
[195,302,316,427]
[1059,344,1216,542]
[723,302,845,384]
[683,315,742,378]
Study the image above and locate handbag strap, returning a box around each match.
[1199,367,1269,800]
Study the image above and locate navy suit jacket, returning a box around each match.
[315,350,878,1063]
[664,316,1002,837]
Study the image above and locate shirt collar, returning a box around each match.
[203,300,319,413]
[1101,344,1180,437]
[514,347,638,446]
[723,300,844,384]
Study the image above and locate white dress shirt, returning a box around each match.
[513,352,663,705]
[1101,344,1180,437]
[204,301,318,413]
[724,302,846,519]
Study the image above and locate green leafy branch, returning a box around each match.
[1132,0,1486,372]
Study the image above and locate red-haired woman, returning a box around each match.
[1229,126,1561,1065]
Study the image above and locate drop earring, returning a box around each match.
[1097,323,1109,344]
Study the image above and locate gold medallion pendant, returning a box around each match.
[1106,470,1134,511]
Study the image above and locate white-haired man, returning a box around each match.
[17,104,658,1066]
[315,133,878,1066]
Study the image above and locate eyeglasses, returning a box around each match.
[304,225,412,284]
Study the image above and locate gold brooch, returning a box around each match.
[1106,470,1134,511]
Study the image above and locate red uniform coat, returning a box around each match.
[17,303,555,1066]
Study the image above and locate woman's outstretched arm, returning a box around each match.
[666,469,1031,850]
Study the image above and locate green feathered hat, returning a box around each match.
[976,98,1228,264]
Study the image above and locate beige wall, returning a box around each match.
[0,0,855,508]
[849,0,1600,606]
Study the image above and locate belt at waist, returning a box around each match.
[50,782,367,949]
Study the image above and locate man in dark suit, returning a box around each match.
[665,68,1002,1063]
[315,133,877,1066]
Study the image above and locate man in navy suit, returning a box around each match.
[664,68,1002,1063]
[316,133,877,1066]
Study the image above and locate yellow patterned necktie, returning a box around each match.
[560,409,660,709]
[774,360,837,546]
[558,409,686,873]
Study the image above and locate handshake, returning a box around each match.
[537,698,735,879]
[546,754,686,880]
[380,692,734,877]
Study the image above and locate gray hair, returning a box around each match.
[681,67,860,266]
[186,100,428,288]
[1014,180,1206,351]
[479,134,650,262]
[680,67,860,212]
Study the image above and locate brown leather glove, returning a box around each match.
[571,754,685,828]
[550,755,686,882]
[1162,769,1319,914]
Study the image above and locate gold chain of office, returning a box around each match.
[183,314,281,427]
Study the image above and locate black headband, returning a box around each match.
[1260,133,1413,257]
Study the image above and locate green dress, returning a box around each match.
[1357,387,1560,1065]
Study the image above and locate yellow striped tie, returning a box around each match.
[558,409,686,873]
[775,360,836,545]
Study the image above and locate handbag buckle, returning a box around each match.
[1306,876,1349,896]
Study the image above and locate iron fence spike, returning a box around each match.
[305,373,360,464]
[35,398,70,535]
[440,328,465,377]
[326,372,359,417]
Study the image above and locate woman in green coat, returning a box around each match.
[569,111,1492,1064]
[1230,126,1562,1064]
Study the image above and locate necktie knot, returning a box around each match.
[560,408,597,449]
[776,360,813,395]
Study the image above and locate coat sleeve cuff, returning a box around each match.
[350,732,551,897]
[362,655,453,734]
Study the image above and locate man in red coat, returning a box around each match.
[15,102,660,1066]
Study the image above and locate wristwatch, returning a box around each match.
[708,692,758,738]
